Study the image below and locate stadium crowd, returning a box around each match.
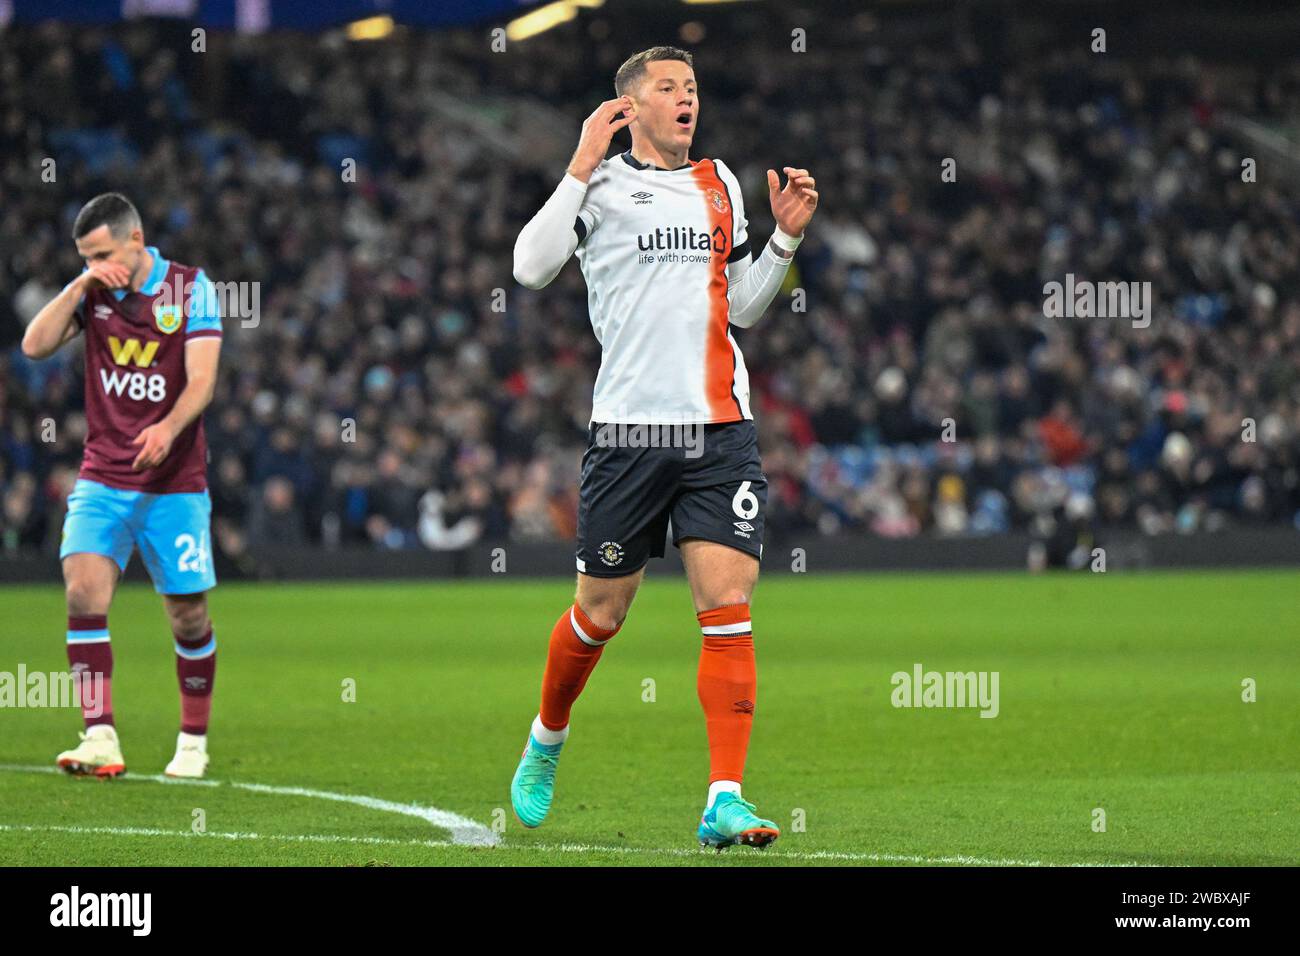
[2,11,1298,564]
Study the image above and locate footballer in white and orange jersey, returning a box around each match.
[510,47,818,849]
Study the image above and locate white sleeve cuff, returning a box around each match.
[771,227,803,253]
[561,173,590,194]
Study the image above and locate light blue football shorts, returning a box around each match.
[60,478,216,595]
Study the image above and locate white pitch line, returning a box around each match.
[0,763,497,847]
[0,822,1145,868]
[0,823,458,850]
[7,823,1055,863]
[525,840,1148,867]
[230,781,491,847]
[0,765,1151,866]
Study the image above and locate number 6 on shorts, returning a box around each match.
[732,480,759,520]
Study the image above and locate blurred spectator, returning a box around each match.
[248,477,305,548]
[1,11,1297,561]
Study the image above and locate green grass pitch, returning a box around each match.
[0,570,1296,866]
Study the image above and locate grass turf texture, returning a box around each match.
[0,570,1295,866]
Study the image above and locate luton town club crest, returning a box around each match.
[598,541,625,567]
[154,302,182,335]
[706,187,728,214]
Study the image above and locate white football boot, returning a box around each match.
[56,724,126,778]
[164,731,210,779]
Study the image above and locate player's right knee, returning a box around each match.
[64,577,109,615]
[576,598,628,633]
[574,585,635,632]
[575,568,642,632]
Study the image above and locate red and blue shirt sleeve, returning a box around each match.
[186,269,222,340]
[72,269,88,329]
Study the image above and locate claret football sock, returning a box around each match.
[696,604,756,786]
[538,603,621,732]
[175,626,217,735]
[66,614,114,729]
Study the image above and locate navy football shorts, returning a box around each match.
[575,419,767,578]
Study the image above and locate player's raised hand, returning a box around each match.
[130,421,176,471]
[767,166,818,237]
[567,97,636,183]
[79,261,133,291]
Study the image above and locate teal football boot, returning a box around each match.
[510,734,563,828]
[697,791,780,851]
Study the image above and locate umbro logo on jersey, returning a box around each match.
[734,521,755,533]
[94,305,113,321]
[630,191,654,204]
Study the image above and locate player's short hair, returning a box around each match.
[614,46,694,97]
[73,192,142,241]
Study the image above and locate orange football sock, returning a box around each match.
[696,604,756,784]
[538,603,620,731]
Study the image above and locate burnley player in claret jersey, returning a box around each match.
[22,193,223,779]
[510,47,818,849]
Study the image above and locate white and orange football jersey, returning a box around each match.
[571,151,754,425]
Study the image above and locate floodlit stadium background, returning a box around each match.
[1,0,1298,581]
